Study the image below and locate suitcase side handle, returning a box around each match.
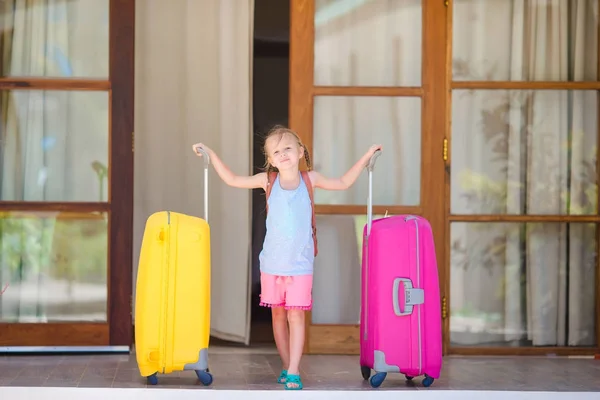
[366,149,382,236]
[393,278,424,316]
[195,147,211,222]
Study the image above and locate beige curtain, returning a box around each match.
[134,0,254,344]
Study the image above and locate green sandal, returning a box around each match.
[277,369,288,384]
[284,374,303,390]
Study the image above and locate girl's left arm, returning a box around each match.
[309,145,382,191]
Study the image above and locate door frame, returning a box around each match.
[289,0,449,355]
[0,0,134,348]
[108,0,135,348]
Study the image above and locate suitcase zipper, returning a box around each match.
[363,235,369,341]
[405,216,422,376]
[161,211,172,373]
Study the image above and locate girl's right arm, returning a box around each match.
[192,143,266,190]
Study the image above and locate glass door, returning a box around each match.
[0,0,134,348]
[289,0,447,354]
[289,0,600,357]
[446,0,600,355]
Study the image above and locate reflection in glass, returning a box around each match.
[453,0,598,81]
[451,90,597,215]
[312,214,385,324]
[0,211,108,322]
[450,222,596,347]
[313,96,421,206]
[314,0,422,86]
[0,90,109,202]
[0,0,109,78]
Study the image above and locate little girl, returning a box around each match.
[193,125,381,390]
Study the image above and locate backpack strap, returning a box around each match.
[300,171,318,257]
[265,171,318,257]
[265,172,278,214]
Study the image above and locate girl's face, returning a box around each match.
[265,132,304,171]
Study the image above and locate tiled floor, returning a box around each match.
[0,346,599,391]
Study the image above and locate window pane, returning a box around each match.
[312,214,384,324]
[0,90,109,202]
[451,90,597,215]
[450,222,597,347]
[313,96,421,206]
[453,0,598,81]
[0,211,108,322]
[1,0,109,78]
[314,0,422,86]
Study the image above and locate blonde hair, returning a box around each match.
[262,125,312,177]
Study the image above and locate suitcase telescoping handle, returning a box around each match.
[366,149,382,236]
[195,147,210,223]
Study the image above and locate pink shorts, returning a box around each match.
[259,273,313,311]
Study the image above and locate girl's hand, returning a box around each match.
[368,144,382,156]
[192,143,212,156]
[311,144,383,190]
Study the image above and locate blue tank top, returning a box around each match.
[259,173,315,276]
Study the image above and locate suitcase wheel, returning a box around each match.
[405,375,414,381]
[195,369,213,386]
[422,375,434,387]
[360,365,371,380]
[369,372,387,388]
[147,373,158,386]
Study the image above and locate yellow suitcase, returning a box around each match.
[134,150,212,386]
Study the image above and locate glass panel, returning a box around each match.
[450,222,597,347]
[314,0,422,86]
[453,0,598,81]
[0,0,109,78]
[0,211,108,322]
[312,214,384,324]
[451,90,597,215]
[0,90,109,202]
[313,96,421,206]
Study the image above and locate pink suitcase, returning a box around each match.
[359,150,443,388]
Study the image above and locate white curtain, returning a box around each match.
[451,0,597,346]
[1,0,108,201]
[311,0,422,324]
[134,0,254,344]
[0,0,109,322]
